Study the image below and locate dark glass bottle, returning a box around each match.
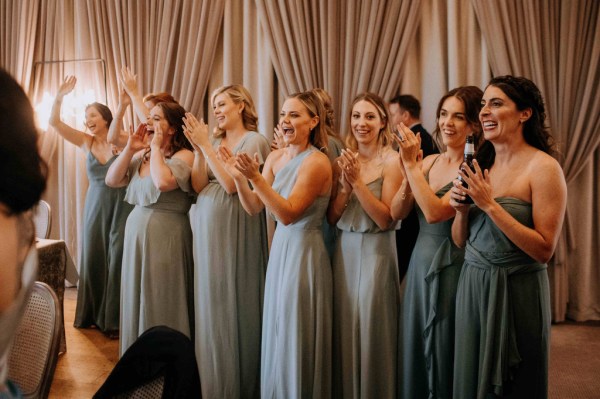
[457,135,475,204]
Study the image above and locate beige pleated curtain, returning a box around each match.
[255,0,422,136]
[0,0,224,265]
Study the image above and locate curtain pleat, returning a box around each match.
[256,0,421,136]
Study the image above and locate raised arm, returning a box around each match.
[237,151,331,225]
[327,156,353,225]
[390,176,415,221]
[105,123,148,187]
[48,76,92,150]
[395,123,456,224]
[339,149,401,230]
[107,89,132,147]
[120,66,150,124]
[182,113,237,194]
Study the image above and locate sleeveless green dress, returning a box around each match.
[261,147,332,398]
[74,151,133,332]
[453,198,550,398]
[400,156,465,399]
[332,176,401,398]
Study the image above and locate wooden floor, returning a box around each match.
[48,288,118,398]
[48,287,600,398]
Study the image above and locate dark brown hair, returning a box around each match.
[155,102,193,155]
[431,86,484,151]
[476,75,556,170]
[0,68,47,213]
[86,102,113,128]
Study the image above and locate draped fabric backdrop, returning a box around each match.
[0,0,598,322]
[399,0,491,136]
[471,0,600,322]
[255,0,422,137]
[208,0,276,139]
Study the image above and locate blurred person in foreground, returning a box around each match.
[0,68,47,398]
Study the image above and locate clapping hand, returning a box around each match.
[118,88,131,107]
[182,113,210,151]
[271,124,286,151]
[394,123,423,169]
[450,159,492,212]
[234,152,261,181]
[218,145,243,179]
[337,149,361,187]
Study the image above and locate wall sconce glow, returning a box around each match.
[34,92,54,131]
[35,89,98,131]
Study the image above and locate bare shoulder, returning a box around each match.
[306,149,331,169]
[381,147,399,164]
[417,153,439,173]
[173,148,194,166]
[266,148,286,163]
[527,150,566,193]
[528,150,564,178]
[297,150,331,181]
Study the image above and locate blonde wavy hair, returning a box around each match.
[211,85,259,138]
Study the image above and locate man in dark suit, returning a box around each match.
[388,95,438,281]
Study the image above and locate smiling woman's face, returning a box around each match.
[85,105,108,134]
[479,85,524,143]
[278,98,317,145]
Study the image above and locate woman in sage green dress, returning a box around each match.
[392,86,483,399]
[272,88,343,260]
[106,102,195,356]
[49,76,132,336]
[450,76,567,398]
[327,93,403,398]
[182,85,270,398]
[222,91,333,398]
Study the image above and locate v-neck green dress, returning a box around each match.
[192,132,270,398]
